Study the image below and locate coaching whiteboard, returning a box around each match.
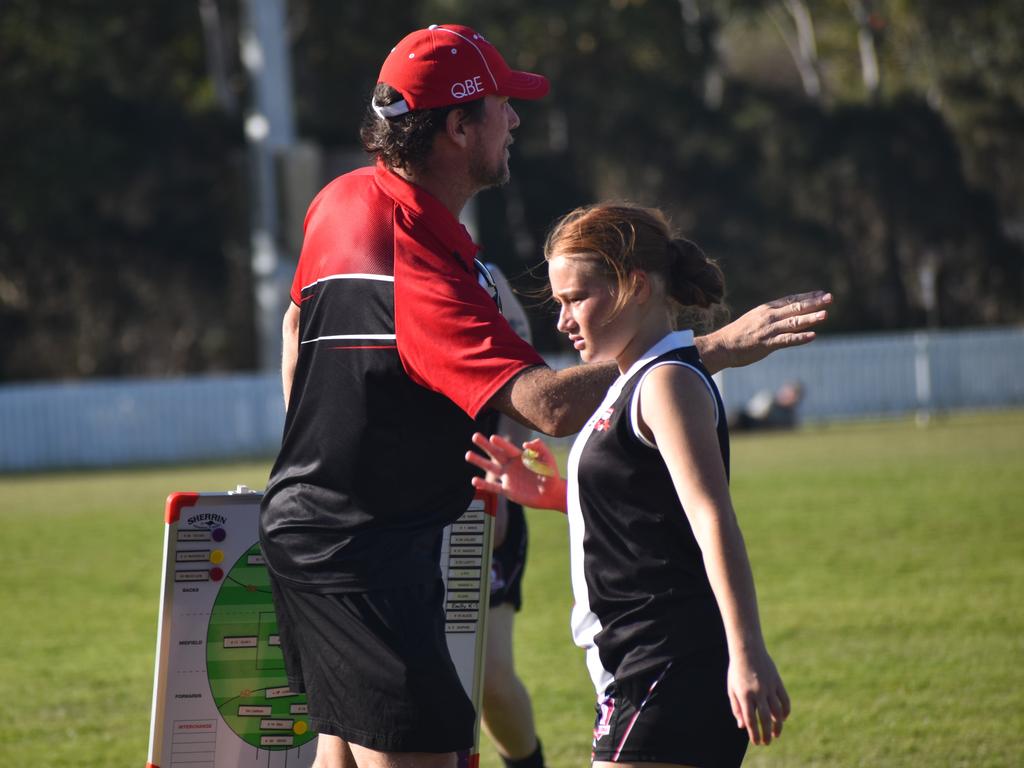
[146,488,494,768]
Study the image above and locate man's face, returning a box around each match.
[467,95,520,190]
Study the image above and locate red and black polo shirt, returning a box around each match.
[260,162,544,592]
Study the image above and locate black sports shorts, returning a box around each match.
[591,650,749,766]
[489,501,527,611]
[269,574,475,753]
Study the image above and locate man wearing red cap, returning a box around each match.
[260,24,830,768]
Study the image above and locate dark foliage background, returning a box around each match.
[2,0,1021,378]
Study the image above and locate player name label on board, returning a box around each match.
[223,636,259,648]
[261,736,294,747]
[441,500,492,640]
[265,687,295,699]
[177,550,211,562]
[239,706,272,716]
[178,530,211,542]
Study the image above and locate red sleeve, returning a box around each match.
[393,222,546,419]
[289,191,322,304]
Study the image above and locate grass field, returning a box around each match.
[1,409,1022,767]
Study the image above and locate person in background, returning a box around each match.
[731,380,806,432]
[476,262,546,768]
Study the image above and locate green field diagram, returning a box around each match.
[205,543,315,750]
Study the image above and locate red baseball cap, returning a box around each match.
[373,24,549,119]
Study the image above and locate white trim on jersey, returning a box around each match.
[301,273,395,292]
[567,379,620,696]
[300,334,397,345]
[629,360,720,449]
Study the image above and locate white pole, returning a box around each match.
[240,0,296,372]
[914,331,932,426]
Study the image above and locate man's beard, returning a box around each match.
[469,145,510,190]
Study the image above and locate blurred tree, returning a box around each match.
[0,0,248,380]
[1,0,1021,379]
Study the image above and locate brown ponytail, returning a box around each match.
[666,238,724,308]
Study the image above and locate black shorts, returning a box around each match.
[269,575,475,753]
[489,502,527,611]
[591,650,748,766]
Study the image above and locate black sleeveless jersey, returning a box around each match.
[566,331,731,693]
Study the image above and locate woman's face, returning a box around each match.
[549,254,634,364]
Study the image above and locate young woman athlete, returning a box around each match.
[466,203,791,768]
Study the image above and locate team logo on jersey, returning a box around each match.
[593,406,615,432]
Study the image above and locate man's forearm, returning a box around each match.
[694,332,731,375]
[488,362,619,437]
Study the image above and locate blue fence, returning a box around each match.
[0,374,284,472]
[2,326,1022,473]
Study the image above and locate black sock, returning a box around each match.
[501,739,545,768]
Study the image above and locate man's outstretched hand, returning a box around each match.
[698,291,832,373]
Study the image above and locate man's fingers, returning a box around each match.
[766,331,817,349]
[766,307,828,333]
[766,290,832,312]
[783,309,829,329]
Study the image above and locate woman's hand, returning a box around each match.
[465,433,568,513]
[727,648,791,746]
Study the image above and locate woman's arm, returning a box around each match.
[638,365,791,745]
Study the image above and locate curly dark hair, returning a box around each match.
[360,83,486,173]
